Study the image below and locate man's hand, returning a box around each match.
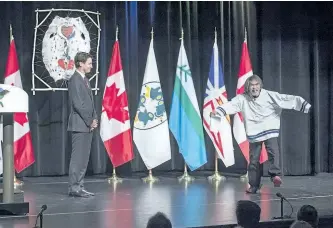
[90,119,98,132]
[93,119,98,128]
[210,110,217,117]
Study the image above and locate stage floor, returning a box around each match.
[1,172,333,228]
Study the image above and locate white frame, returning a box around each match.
[31,8,101,95]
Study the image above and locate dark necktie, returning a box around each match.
[84,77,90,88]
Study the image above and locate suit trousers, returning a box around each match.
[68,131,93,192]
[248,137,281,188]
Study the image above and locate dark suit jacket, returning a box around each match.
[67,71,97,132]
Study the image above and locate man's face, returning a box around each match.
[249,79,261,98]
[80,57,93,74]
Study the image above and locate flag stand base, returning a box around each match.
[208,172,226,182]
[108,174,122,183]
[108,168,122,183]
[208,155,226,182]
[178,165,194,182]
[142,170,159,183]
[178,172,194,182]
[240,172,248,182]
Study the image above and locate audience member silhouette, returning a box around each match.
[235,200,261,228]
[146,212,172,228]
[290,220,313,228]
[297,205,318,228]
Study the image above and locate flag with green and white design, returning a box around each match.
[169,39,207,171]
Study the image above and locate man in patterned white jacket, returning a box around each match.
[212,74,311,194]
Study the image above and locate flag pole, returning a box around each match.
[176,28,194,183]
[239,26,248,182]
[141,27,159,184]
[142,27,159,183]
[9,24,23,189]
[208,152,226,182]
[208,27,226,183]
[107,25,122,184]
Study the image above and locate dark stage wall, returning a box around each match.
[0,1,331,177]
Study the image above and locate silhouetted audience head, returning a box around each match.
[236,200,261,228]
[146,212,172,228]
[297,205,318,228]
[290,220,313,228]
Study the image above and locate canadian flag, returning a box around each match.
[233,33,268,164]
[100,39,134,167]
[3,31,35,173]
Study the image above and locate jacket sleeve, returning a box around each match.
[93,109,97,119]
[92,98,97,119]
[68,76,94,127]
[267,90,311,113]
[215,95,242,116]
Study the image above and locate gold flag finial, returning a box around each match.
[180,27,184,41]
[151,27,154,40]
[116,25,119,41]
[214,27,217,43]
[9,24,13,42]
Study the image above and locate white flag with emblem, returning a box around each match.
[133,36,171,169]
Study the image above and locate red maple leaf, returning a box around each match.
[14,113,28,126]
[102,83,129,123]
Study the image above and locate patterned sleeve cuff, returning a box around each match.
[216,107,227,116]
[301,101,311,113]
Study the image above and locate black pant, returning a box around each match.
[248,137,281,188]
[68,131,93,193]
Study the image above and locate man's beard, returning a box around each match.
[251,89,260,98]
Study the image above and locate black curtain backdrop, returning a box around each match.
[0,1,331,177]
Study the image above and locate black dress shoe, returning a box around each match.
[82,189,95,196]
[68,190,90,198]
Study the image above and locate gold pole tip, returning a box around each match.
[180,28,184,40]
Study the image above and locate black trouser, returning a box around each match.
[248,137,281,188]
[68,131,93,193]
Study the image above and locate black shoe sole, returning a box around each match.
[68,192,90,198]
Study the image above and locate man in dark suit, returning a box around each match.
[67,52,98,198]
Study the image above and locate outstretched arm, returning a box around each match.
[215,95,242,116]
[268,91,311,113]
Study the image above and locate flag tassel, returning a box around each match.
[142,169,159,183]
[208,152,226,182]
[108,167,122,183]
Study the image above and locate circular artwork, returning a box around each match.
[42,16,91,82]
[134,82,167,130]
